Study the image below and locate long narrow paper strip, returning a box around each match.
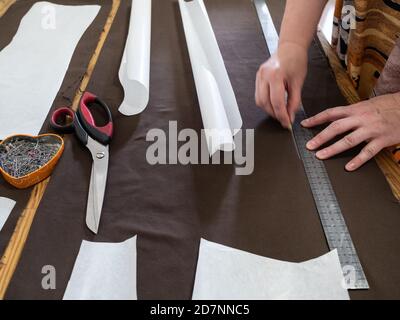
[63,236,137,300]
[118,0,152,116]
[179,0,242,155]
[0,2,100,139]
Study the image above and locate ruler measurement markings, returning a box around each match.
[253,0,369,289]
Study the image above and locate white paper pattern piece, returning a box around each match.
[118,0,152,116]
[0,2,100,139]
[179,0,242,155]
[0,197,16,232]
[63,236,137,300]
[192,239,350,300]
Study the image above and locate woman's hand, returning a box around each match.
[302,93,400,171]
[255,42,308,129]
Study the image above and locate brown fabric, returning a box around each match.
[4,0,400,300]
[0,1,111,256]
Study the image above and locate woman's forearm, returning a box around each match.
[279,0,328,50]
[255,0,329,127]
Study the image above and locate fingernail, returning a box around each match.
[316,150,327,159]
[301,119,309,126]
[346,162,355,171]
[306,141,316,150]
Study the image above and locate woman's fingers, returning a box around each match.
[306,117,359,151]
[301,106,350,128]
[315,128,370,160]
[345,140,384,171]
[286,83,302,123]
[255,71,276,118]
[255,71,262,107]
[269,79,291,128]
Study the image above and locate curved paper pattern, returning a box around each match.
[193,239,350,300]
[0,2,100,139]
[63,236,137,300]
[0,197,16,232]
[118,0,152,116]
[179,0,242,155]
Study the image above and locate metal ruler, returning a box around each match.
[253,0,368,289]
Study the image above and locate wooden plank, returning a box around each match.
[0,0,15,18]
[317,30,400,201]
[0,0,121,299]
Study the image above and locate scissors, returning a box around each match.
[50,92,113,234]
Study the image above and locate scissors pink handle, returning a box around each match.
[78,92,113,146]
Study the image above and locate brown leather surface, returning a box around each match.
[3,0,400,300]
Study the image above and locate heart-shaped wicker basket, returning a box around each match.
[0,134,64,189]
